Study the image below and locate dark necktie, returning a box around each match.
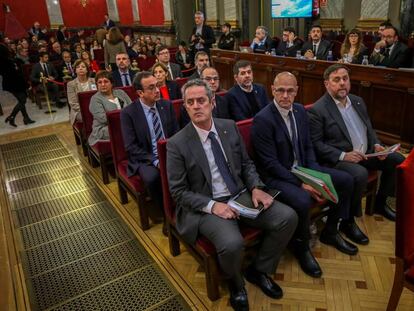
[288,111,302,166]
[208,131,238,195]
[150,107,163,141]
[384,47,390,57]
[43,63,49,76]
[122,73,130,86]
[67,63,73,75]
[313,44,317,55]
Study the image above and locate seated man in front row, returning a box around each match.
[121,71,179,221]
[252,72,359,279]
[167,79,298,311]
[226,60,269,121]
[308,64,405,224]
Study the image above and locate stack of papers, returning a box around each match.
[365,143,400,158]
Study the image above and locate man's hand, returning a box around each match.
[302,184,324,202]
[375,40,387,50]
[304,50,314,59]
[253,37,261,44]
[251,188,273,210]
[191,35,196,42]
[343,151,366,163]
[374,144,387,161]
[212,202,239,219]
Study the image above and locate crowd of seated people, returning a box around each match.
[243,22,413,68]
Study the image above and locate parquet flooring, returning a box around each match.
[1,121,413,311]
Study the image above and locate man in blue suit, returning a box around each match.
[226,60,269,121]
[121,71,179,219]
[251,72,360,278]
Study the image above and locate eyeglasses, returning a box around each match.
[143,85,159,91]
[203,77,219,82]
[274,88,296,95]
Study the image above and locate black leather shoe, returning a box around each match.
[320,230,359,255]
[244,265,283,299]
[5,116,17,127]
[294,248,322,278]
[23,118,36,125]
[375,203,396,221]
[229,287,249,311]
[339,221,369,245]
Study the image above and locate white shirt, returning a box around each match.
[193,121,231,213]
[273,100,299,167]
[332,96,368,160]
[108,97,121,110]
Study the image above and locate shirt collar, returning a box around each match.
[331,94,351,109]
[139,99,156,111]
[273,99,292,118]
[238,83,253,93]
[193,120,218,143]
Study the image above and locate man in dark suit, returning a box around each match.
[251,72,358,278]
[112,53,135,87]
[56,25,67,43]
[121,71,179,220]
[167,79,297,310]
[276,27,303,57]
[250,26,276,54]
[301,25,332,60]
[226,60,269,121]
[370,26,412,68]
[30,51,64,107]
[103,14,115,30]
[49,42,62,62]
[58,51,76,80]
[189,11,215,61]
[308,64,405,226]
[180,67,230,127]
[188,51,210,80]
[155,45,182,79]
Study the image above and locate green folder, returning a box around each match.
[291,166,339,203]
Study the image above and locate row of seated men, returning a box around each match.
[81,59,404,310]
[246,24,413,68]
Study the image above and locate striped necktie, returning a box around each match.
[150,107,163,141]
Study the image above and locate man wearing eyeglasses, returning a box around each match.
[180,67,230,127]
[121,71,179,225]
[251,72,358,279]
[155,45,182,79]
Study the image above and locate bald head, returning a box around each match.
[272,71,298,109]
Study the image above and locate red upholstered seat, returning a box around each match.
[387,150,414,310]
[118,86,138,101]
[106,110,150,230]
[171,99,183,123]
[175,77,188,89]
[138,56,156,70]
[157,139,262,301]
[90,140,112,155]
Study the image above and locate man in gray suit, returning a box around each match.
[167,79,297,311]
[308,64,405,231]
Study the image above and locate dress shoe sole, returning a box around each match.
[244,274,283,299]
[319,235,358,256]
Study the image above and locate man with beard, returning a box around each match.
[188,51,210,80]
[301,25,332,60]
[226,60,269,121]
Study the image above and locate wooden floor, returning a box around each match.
[1,121,413,311]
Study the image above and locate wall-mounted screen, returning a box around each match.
[271,0,313,18]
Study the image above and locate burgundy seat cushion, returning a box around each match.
[90,140,112,155]
[117,160,145,193]
[196,226,262,255]
[73,120,83,132]
[406,265,414,283]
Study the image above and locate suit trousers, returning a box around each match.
[10,92,30,120]
[138,165,164,221]
[266,167,353,241]
[198,201,297,290]
[334,152,405,217]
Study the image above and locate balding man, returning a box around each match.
[251,72,359,278]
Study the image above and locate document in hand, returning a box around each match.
[365,143,400,158]
[291,166,339,203]
[227,189,281,219]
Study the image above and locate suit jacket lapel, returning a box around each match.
[215,121,237,177]
[156,100,168,136]
[134,100,152,146]
[271,103,292,147]
[325,93,353,145]
[186,124,212,190]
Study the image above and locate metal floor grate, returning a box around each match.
[0,135,191,311]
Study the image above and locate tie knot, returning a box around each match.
[208,131,216,140]
[150,107,156,114]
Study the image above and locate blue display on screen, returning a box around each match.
[271,0,313,18]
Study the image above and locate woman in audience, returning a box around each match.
[88,70,131,146]
[128,41,147,59]
[90,39,102,60]
[175,41,192,70]
[340,29,369,64]
[80,50,100,75]
[66,59,96,125]
[151,63,181,100]
[79,38,88,51]
[104,27,126,70]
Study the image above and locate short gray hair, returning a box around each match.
[194,11,204,19]
[181,79,214,102]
